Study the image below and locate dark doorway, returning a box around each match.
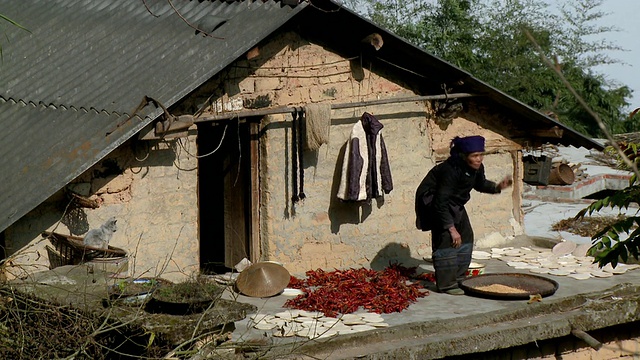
[197,120,253,274]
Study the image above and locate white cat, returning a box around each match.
[83,217,117,249]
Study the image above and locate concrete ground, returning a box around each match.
[221,146,640,359]
[222,246,640,359]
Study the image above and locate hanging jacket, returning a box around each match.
[415,154,500,231]
[337,112,393,201]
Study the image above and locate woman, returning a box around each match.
[415,135,512,295]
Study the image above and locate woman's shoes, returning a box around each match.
[445,288,465,295]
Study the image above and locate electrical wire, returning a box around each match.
[176,123,229,159]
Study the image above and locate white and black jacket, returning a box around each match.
[337,112,393,201]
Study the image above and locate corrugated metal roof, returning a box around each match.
[0,0,602,234]
[0,0,305,233]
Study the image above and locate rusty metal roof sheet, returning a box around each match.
[0,0,305,233]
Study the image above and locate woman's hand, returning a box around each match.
[449,226,462,248]
[497,175,513,190]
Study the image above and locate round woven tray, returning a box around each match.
[459,273,559,300]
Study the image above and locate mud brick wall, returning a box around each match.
[4,31,522,281]
[205,32,521,275]
[4,138,199,282]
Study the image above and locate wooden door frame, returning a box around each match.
[196,119,261,271]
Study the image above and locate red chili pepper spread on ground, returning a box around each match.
[285,264,429,317]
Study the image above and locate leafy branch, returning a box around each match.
[515,10,640,266]
[574,156,640,267]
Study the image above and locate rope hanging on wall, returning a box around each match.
[297,110,306,201]
[291,109,306,205]
[291,110,299,204]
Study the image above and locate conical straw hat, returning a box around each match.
[235,262,291,298]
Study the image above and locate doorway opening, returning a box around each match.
[197,120,259,274]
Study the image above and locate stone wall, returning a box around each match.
[4,138,199,282]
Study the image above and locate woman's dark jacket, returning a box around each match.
[415,154,500,231]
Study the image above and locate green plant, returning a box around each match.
[110,278,162,298]
[575,177,640,267]
[153,280,222,303]
[603,141,640,171]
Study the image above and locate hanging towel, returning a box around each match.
[337,112,393,202]
[303,103,332,151]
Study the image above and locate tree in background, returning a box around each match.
[350,0,635,137]
[551,0,633,135]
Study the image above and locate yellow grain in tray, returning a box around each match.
[475,283,527,294]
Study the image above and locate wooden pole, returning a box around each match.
[193,93,478,123]
[571,329,602,350]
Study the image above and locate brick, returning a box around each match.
[105,174,133,194]
[254,77,280,92]
[309,86,337,102]
[373,80,403,93]
[238,77,255,93]
[331,82,355,98]
[275,88,308,105]
[561,347,592,360]
[318,71,350,85]
[101,191,132,205]
[311,212,329,225]
[593,344,622,359]
[617,339,640,355]
[300,242,332,258]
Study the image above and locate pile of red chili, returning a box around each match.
[285,264,429,317]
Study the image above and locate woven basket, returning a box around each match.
[42,231,127,269]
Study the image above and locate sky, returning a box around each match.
[554,0,640,110]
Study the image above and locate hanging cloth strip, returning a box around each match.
[303,103,331,150]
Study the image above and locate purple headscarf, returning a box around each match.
[450,135,485,155]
